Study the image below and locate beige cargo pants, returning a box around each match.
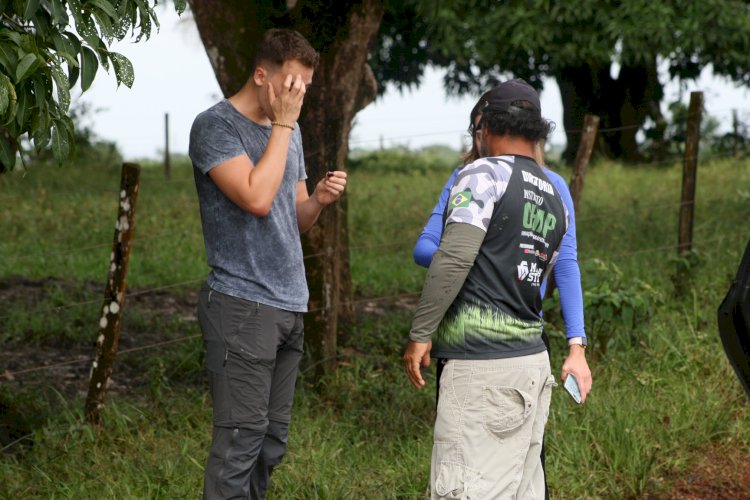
[431,351,555,499]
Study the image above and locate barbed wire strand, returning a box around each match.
[0,230,740,385]
[6,137,745,262]
[1,217,741,323]
[1,292,421,379]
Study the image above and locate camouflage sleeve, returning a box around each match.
[445,161,504,232]
[409,223,486,342]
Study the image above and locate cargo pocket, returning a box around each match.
[226,300,268,362]
[482,386,534,441]
[435,461,486,499]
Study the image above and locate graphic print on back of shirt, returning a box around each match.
[435,155,568,359]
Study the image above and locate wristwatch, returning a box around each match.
[568,336,588,348]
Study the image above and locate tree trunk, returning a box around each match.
[295,4,383,377]
[188,1,270,95]
[189,0,383,378]
[556,57,662,163]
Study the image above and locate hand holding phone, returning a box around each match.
[564,374,582,404]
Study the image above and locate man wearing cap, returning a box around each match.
[404,79,592,498]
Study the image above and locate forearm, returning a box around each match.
[246,126,294,212]
[409,223,485,342]
[413,213,443,267]
[554,257,586,338]
[296,194,324,233]
[413,169,459,268]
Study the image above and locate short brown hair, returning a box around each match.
[254,29,319,70]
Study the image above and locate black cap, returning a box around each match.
[483,79,541,117]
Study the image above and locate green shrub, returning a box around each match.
[580,258,662,357]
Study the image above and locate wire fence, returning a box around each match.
[2,119,748,381]
[2,228,743,382]
[4,169,744,270]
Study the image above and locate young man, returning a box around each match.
[404,79,592,499]
[189,29,347,500]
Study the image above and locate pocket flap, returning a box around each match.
[435,461,485,499]
[482,386,533,436]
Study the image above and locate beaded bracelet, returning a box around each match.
[271,121,294,130]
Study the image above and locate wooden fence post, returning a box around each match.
[733,109,740,158]
[675,91,703,293]
[569,113,600,217]
[85,163,141,425]
[164,113,171,180]
[545,114,599,300]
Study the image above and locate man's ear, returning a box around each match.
[252,66,267,87]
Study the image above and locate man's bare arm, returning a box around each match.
[209,74,305,216]
[295,172,347,233]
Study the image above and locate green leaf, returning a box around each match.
[52,33,79,67]
[50,0,69,25]
[72,7,100,48]
[18,34,38,54]
[68,64,80,87]
[89,0,118,19]
[0,75,17,126]
[63,31,82,55]
[132,0,156,42]
[622,305,634,328]
[50,120,71,164]
[79,45,98,91]
[96,46,110,71]
[15,87,30,128]
[23,0,41,19]
[173,0,187,15]
[0,76,9,116]
[31,100,50,147]
[0,31,22,47]
[92,9,115,43]
[0,134,17,171]
[0,42,18,74]
[117,0,130,16]
[50,65,70,112]
[109,52,133,88]
[32,75,47,109]
[15,53,39,82]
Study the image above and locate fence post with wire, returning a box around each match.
[84,162,142,425]
[545,113,599,300]
[675,91,704,295]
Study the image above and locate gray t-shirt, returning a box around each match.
[189,99,308,311]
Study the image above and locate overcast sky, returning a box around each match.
[78,7,750,161]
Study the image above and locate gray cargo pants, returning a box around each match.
[198,284,304,500]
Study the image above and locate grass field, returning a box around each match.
[1,150,749,499]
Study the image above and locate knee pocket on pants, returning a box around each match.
[482,386,534,440]
[435,461,487,499]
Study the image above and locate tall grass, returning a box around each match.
[1,151,749,498]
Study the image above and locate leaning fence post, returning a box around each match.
[732,109,740,158]
[675,92,703,294]
[545,114,599,300]
[569,113,600,217]
[84,163,141,425]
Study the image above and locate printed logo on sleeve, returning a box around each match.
[450,191,473,209]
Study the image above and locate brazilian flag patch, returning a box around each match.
[450,190,472,209]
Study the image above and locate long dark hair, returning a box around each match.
[461,91,490,166]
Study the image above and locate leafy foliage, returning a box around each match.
[579,258,662,357]
[348,144,458,173]
[0,0,187,171]
[376,0,750,95]
[372,1,750,161]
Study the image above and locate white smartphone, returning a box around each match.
[564,374,582,404]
